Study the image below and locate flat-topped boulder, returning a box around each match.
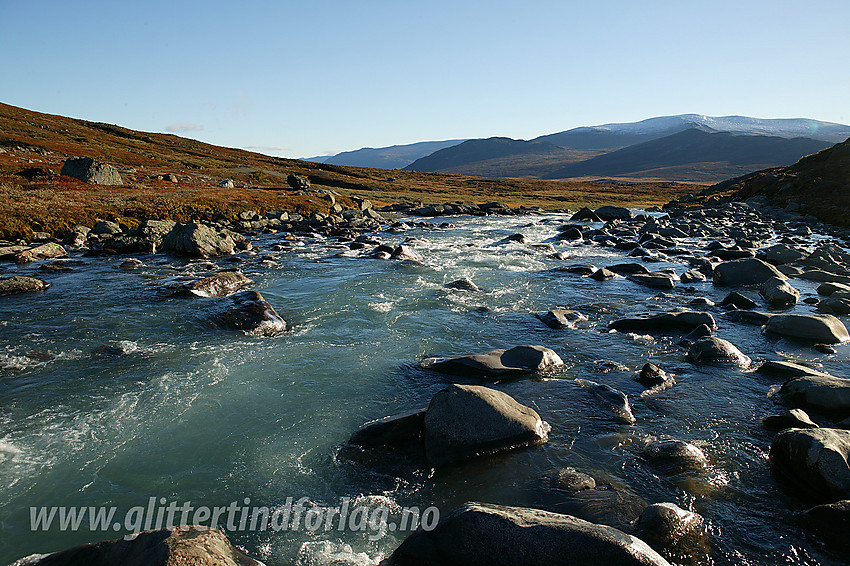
[13,526,264,566]
[770,428,850,499]
[213,290,287,336]
[595,206,634,220]
[764,314,850,344]
[610,311,716,333]
[780,373,850,414]
[421,345,563,377]
[758,243,808,265]
[15,242,67,263]
[424,384,548,467]
[760,276,799,307]
[756,360,831,380]
[185,269,254,297]
[0,275,50,296]
[162,222,236,257]
[382,502,671,566]
[713,258,786,286]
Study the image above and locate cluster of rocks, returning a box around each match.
[381,200,547,218]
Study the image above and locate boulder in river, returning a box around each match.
[536,308,588,329]
[719,291,758,310]
[421,345,563,377]
[628,272,676,290]
[636,362,674,388]
[770,427,850,499]
[162,222,236,257]
[713,258,786,286]
[0,275,50,296]
[13,526,264,566]
[644,439,709,474]
[350,409,425,447]
[595,206,633,221]
[817,297,850,316]
[610,311,716,333]
[634,503,705,557]
[757,243,807,265]
[15,242,66,263]
[686,337,751,367]
[213,290,287,336]
[764,314,850,344]
[185,269,254,297]
[763,409,819,431]
[760,276,800,307]
[802,500,850,549]
[423,384,548,467]
[780,373,850,415]
[575,379,636,423]
[571,207,603,222]
[445,277,481,292]
[756,360,830,380]
[60,156,123,185]
[382,502,671,566]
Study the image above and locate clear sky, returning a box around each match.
[1,0,848,158]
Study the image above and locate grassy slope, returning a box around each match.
[0,103,700,239]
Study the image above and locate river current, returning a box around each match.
[1,212,848,565]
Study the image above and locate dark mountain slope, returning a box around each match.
[404,137,565,172]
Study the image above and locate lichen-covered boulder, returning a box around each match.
[60,157,123,185]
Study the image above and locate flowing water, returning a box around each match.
[1,213,848,565]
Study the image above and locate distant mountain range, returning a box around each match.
[304,114,850,183]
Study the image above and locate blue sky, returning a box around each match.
[1,0,848,158]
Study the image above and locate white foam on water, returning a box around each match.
[296,541,382,566]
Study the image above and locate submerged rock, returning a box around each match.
[383,502,671,566]
[576,379,636,424]
[423,384,548,467]
[0,275,50,296]
[764,314,850,344]
[421,345,563,377]
[634,503,705,557]
[14,526,264,566]
[555,467,597,492]
[445,277,481,292]
[213,290,287,336]
[770,428,850,499]
[536,308,588,329]
[644,439,708,474]
[756,360,831,380]
[636,363,674,388]
[686,337,751,367]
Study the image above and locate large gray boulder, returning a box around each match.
[15,242,66,263]
[0,275,50,296]
[12,526,264,566]
[213,291,287,336]
[758,243,807,265]
[60,157,123,185]
[764,314,850,344]
[686,337,751,367]
[136,219,177,251]
[162,222,236,257]
[780,374,850,414]
[594,206,633,221]
[423,384,548,467]
[421,345,563,377]
[634,503,705,556]
[817,297,850,315]
[644,439,708,474]
[609,311,716,333]
[350,409,426,447]
[770,428,850,499]
[759,276,800,307]
[382,502,671,566]
[713,258,786,286]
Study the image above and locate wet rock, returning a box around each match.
[763,409,819,430]
[770,428,850,499]
[756,360,831,380]
[817,282,850,296]
[644,439,709,474]
[0,275,50,296]
[757,243,807,265]
[719,291,758,310]
[119,258,145,269]
[764,314,850,344]
[628,272,676,290]
[558,263,597,276]
[576,379,635,423]
[445,277,481,292]
[536,308,588,329]
[421,345,563,377]
[555,467,597,492]
[677,324,714,347]
[780,374,850,414]
[92,219,122,235]
[817,297,850,315]
[60,156,123,185]
[423,384,548,467]
[724,310,773,325]
[760,276,800,307]
[135,219,177,252]
[15,526,264,566]
[607,262,650,276]
[571,207,603,222]
[686,337,751,367]
[636,363,674,388]
[610,311,716,333]
[214,290,287,336]
[349,409,425,447]
[802,500,850,549]
[558,227,584,241]
[803,244,850,272]
[815,343,837,354]
[391,244,423,262]
[383,502,671,566]
[185,269,254,297]
[634,503,704,556]
[162,222,235,257]
[590,267,618,281]
[713,258,786,286]
[680,269,706,283]
[595,206,633,221]
[798,269,850,286]
[16,242,66,263]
